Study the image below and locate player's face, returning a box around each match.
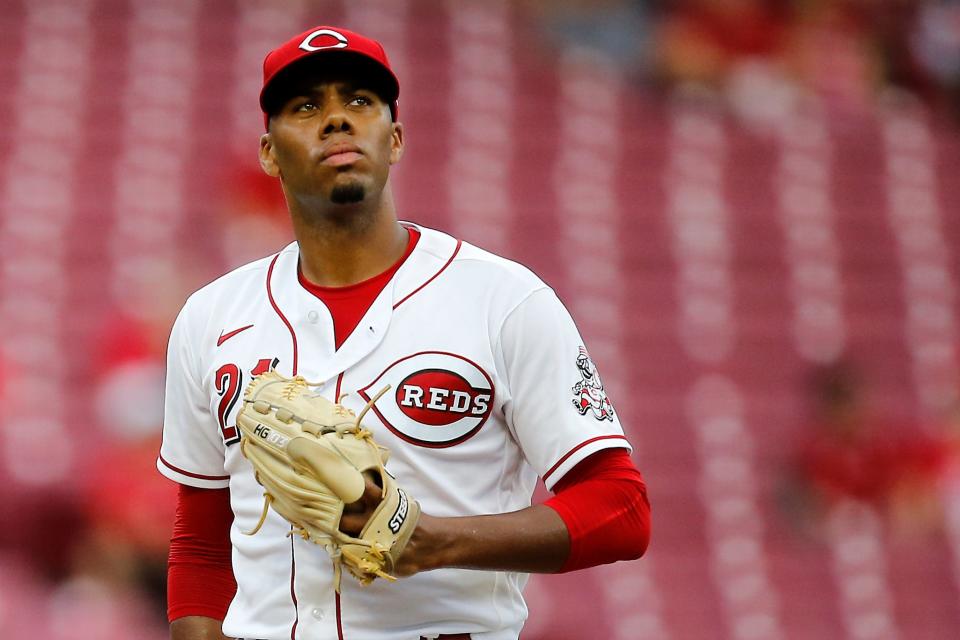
[259,70,403,210]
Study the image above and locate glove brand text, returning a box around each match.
[254,423,289,448]
[389,488,409,533]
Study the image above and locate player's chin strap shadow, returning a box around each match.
[242,384,392,540]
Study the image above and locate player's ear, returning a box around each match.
[389,121,404,165]
[259,133,281,178]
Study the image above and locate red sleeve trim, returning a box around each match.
[159,453,229,481]
[542,434,629,483]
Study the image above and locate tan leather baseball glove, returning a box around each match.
[236,370,420,589]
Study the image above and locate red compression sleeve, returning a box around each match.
[167,484,237,622]
[544,448,651,572]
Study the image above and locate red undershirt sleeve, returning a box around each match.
[544,448,651,573]
[167,484,237,622]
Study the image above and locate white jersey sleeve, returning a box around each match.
[498,287,630,490]
[156,298,230,489]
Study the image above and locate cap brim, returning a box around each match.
[260,50,399,117]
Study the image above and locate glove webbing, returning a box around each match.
[242,383,391,540]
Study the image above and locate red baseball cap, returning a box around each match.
[260,26,400,127]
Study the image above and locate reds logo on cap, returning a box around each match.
[358,352,495,448]
[298,28,349,52]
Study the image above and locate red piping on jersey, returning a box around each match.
[266,252,302,638]
[335,371,346,639]
[289,534,299,639]
[336,591,345,639]
[393,239,462,310]
[542,435,630,483]
[158,453,229,481]
[266,252,299,376]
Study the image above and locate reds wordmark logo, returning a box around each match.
[358,352,495,448]
[571,347,615,422]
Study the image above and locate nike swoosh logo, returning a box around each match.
[217,324,254,347]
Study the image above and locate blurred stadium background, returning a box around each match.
[1,0,960,638]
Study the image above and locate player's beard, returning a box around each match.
[330,181,365,204]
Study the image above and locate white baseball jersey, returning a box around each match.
[158,223,630,640]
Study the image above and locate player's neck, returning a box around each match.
[292,188,408,288]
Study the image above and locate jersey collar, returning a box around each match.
[265,224,461,380]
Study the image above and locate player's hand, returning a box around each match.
[339,472,441,578]
[339,471,383,536]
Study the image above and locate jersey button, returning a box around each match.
[307,311,319,323]
[311,607,324,620]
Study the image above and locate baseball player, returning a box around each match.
[159,26,651,640]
